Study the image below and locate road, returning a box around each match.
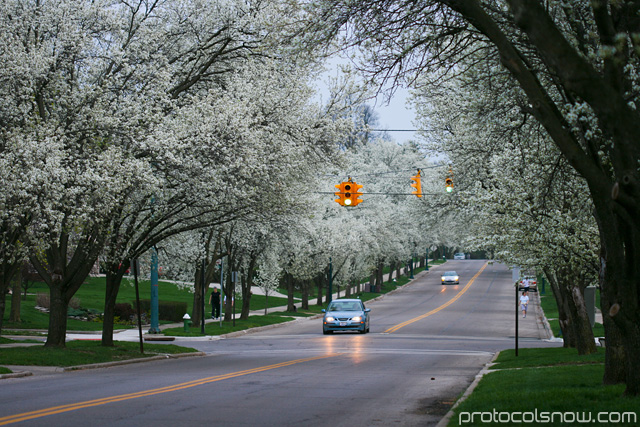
[0,261,559,426]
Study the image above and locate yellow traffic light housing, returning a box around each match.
[334,178,363,206]
[350,181,363,206]
[445,167,454,192]
[410,170,422,198]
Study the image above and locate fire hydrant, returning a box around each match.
[182,313,192,332]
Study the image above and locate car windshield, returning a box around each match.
[444,271,457,276]
[328,302,362,311]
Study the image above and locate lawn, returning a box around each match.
[449,347,639,426]
[2,277,290,332]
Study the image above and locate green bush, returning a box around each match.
[114,303,135,323]
[137,299,187,322]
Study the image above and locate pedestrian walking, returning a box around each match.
[520,290,529,318]
[209,287,221,319]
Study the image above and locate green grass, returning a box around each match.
[3,279,292,332]
[0,340,199,367]
[449,347,640,426]
[491,346,606,370]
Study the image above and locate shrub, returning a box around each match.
[137,299,188,322]
[114,303,135,323]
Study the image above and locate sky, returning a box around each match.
[370,88,418,144]
[317,57,419,145]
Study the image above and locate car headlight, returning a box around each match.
[441,277,445,281]
[351,316,362,322]
[454,276,459,281]
[325,316,335,322]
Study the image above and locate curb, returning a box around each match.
[0,352,206,379]
[436,351,501,427]
[62,351,206,372]
[0,371,34,379]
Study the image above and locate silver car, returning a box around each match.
[441,271,460,284]
[322,299,370,334]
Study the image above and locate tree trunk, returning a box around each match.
[0,263,21,333]
[286,274,296,312]
[316,274,323,306]
[223,256,235,322]
[569,285,597,355]
[9,278,21,322]
[240,256,257,320]
[377,260,384,289]
[600,285,626,384]
[388,261,395,282]
[46,283,69,348]
[545,268,596,354]
[0,291,5,333]
[594,199,638,392]
[545,270,574,347]
[240,273,251,320]
[192,265,204,327]
[101,262,128,347]
[302,280,309,309]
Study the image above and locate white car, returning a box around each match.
[441,271,460,284]
[454,253,465,260]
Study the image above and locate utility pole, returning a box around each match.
[328,257,333,304]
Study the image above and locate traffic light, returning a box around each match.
[445,177,453,192]
[410,170,422,198]
[334,178,363,206]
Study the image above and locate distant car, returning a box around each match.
[518,275,538,292]
[454,253,465,260]
[441,271,460,284]
[322,298,370,334]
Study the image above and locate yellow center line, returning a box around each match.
[0,353,342,425]
[384,262,488,333]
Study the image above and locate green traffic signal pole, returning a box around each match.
[425,249,429,271]
[149,247,161,333]
[201,258,205,334]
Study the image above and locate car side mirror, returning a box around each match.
[365,308,371,312]
[321,309,326,313]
